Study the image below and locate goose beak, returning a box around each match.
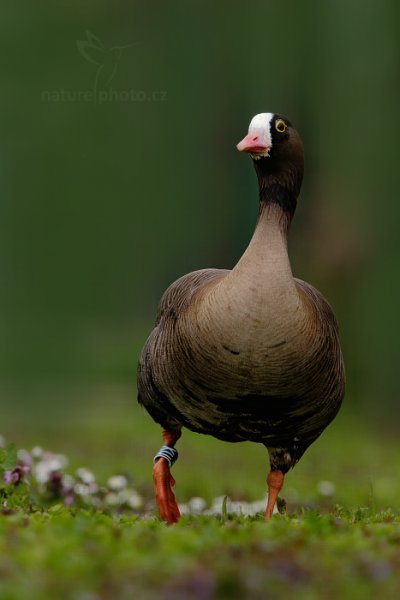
[236,130,269,154]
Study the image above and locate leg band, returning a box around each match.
[153,445,179,468]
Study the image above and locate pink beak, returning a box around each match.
[236,130,269,154]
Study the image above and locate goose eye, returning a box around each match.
[275,119,287,133]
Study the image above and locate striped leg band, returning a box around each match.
[153,445,179,468]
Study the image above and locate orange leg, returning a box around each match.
[153,429,181,525]
[265,469,285,520]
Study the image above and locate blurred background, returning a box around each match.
[1,1,399,505]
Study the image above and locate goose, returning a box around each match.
[137,112,345,524]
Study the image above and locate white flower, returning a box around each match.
[126,490,143,509]
[17,449,32,467]
[75,481,98,496]
[105,492,120,506]
[74,483,87,496]
[188,497,207,513]
[317,480,336,497]
[63,474,75,490]
[205,495,275,516]
[107,475,128,491]
[32,452,66,483]
[34,460,60,484]
[49,456,67,470]
[178,503,190,515]
[76,468,95,485]
[31,446,44,459]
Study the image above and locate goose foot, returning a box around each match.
[153,429,181,525]
[265,469,284,520]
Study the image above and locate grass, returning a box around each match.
[2,385,400,599]
[1,508,400,599]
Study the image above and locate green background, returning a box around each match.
[1,1,399,488]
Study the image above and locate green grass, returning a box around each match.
[1,509,400,599]
[2,386,400,599]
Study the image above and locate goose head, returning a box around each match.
[237,112,304,205]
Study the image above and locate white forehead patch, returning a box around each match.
[249,112,274,130]
[248,112,274,159]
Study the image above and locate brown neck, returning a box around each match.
[253,154,303,231]
[235,201,292,283]
[256,190,293,240]
[197,172,303,343]
[199,192,301,347]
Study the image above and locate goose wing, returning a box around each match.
[137,268,229,428]
[154,268,229,325]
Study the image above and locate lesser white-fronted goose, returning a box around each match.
[138,112,345,524]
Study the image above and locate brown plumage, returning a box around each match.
[137,112,345,523]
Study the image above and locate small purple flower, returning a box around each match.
[3,464,30,486]
[3,471,14,485]
[64,493,75,507]
[46,471,64,498]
